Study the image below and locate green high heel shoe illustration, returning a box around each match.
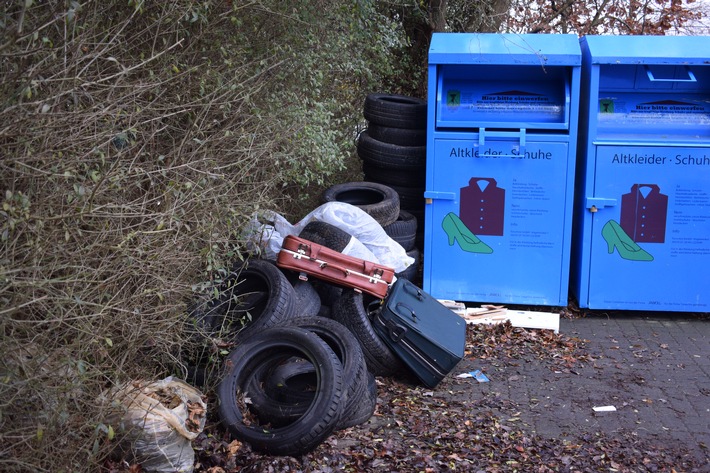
[442,212,493,254]
[601,219,653,262]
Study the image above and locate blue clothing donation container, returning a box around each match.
[423,33,581,306]
[572,35,710,312]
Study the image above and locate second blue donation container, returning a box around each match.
[423,33,581,306]
[572,35,710,312]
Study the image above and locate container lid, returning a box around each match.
[429,33,581,66]
[582,35,710,65]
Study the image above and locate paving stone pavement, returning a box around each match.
[473,314,710,467]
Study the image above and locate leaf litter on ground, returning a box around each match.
[107,322,703,472]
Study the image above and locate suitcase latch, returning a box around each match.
[293,243,310,259]
[369,268,383,284]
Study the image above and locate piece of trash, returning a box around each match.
[472,370,489,382]
[592,405,616,412]
[101,377,207,473]
[456,370,489,383]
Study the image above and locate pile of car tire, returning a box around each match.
[190,219,412,457]
[186,96,432,457]
[357,92,427,263]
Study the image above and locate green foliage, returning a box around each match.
[226,0,410,192]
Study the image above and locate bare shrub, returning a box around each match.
[1,1,409,469]
[0,1,308,470]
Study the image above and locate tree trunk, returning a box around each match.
[480,0,511,32]
[430,0,448,32]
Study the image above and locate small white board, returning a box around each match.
[439,301,560,333]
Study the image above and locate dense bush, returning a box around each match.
[0,1,409,470]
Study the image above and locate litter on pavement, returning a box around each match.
[439,300,560,333]
[456,370,490,383]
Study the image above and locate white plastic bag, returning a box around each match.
[243,202,414,273]
[104,377,206,473]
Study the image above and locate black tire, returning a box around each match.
[264,358,318,404]
[243,317,368,429]
[366,123,426,146]
[362,161,425,188]
[183,300,220,367]
[396,247,420,282]
[311,279,342,311]
[383,210,418,251]
[357,130,426,170]
[408,208,425,225]
[331,289,404,377]
[338,371,377,429]
[321,181,400,227]
[217,326,344,456]
[291,280,322,318]
[283,316,369,430]
[243,357,315,427]
[405,208,426,248]
[363,93,427,129]
[387,184,425,214]
[317,304,332,319]
[185,364,209,388]
[298,221,351,253]
[193,258,297,341]
[415,230,425,253]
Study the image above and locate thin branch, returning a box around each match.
[0,295,49,316]
[78,39,184,88]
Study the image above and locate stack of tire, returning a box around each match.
[357,93,427,281]
[191,220,416,457]
[187,255,380,457]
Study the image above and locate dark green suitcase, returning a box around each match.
[372,279,466,387]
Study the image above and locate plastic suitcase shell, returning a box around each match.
[373,279,466,387]
[277,234,394,299]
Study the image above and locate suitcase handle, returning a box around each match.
[297,242,377,279]
[402,282,424,301]
[380,315,408,343]
[395,302,418,322]
[318,261,351,277]
[297,243,351,277]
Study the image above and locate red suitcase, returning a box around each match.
[277,235,394,299]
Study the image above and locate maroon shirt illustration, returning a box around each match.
[620,184,668,243]
[460,177,505,236]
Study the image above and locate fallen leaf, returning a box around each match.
[227,440,242,456]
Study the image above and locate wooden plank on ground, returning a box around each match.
[439,301,560,333]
